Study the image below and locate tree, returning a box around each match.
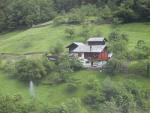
[108,32,128,60]
[50,42,64,55]
[65,27,75,39]
[104,58,127,75]
[100,5,113,23]
[67,13,84,24]
[0,0,56,32]
[15,58,47,82]
[79,24,91,41]
[135,40,150,59]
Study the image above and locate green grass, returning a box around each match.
[0,70,100,105]
[0,70,149,105]
[0,23,150,111]
[0,23,150,53]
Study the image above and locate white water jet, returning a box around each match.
[29,80,35,97]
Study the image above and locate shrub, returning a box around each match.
[69,57,83,71]
[112,17,123,25]
[50,42,64,55]
[63,98,82,113]
[14,58,47,83]
[123,81,146,109]
[56,54,82,73]
[49,98,82,113]
[67,13,84,24]
[42,58,55,74]
[71,4,98,17]
[65,27,76,39]
[104,58,128,75]
[101,77,119,101]
[96,5,114,24]
[129,60,150,77]
[50,72,69,84]
[99,100,120,113]
[84,79,100,91]
[53,16,67,25]
[82,91,105,109]
[66,83,78,94]
[95,17,105,24]
[2,61,16,75]
[0,94,31,113]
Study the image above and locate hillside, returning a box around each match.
[0,23,150,113]
[0,70,150,106]
[0,0,150,112]
[0,23,150,53]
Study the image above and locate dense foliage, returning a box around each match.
[2,54,83,84]
[0,94,83,113]
[83,78,150,113]
[0,0,150,32]
[0,0,56,32]
[0,77,149,113]
[104,32,150,77]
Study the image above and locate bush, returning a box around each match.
[14,58,48,83]
[66,83,78,94]
[78,24,91,41]
[2,60,17,75]
[84,79,100,91]
[129,60,150,77]
[95,5,114,24]
[49,98,82,113]
[69,57,83,71]
[104,59,128,75]
[71,4,98,17]
[53,16,67,25]
[95,17,106,24]
[0,94,33,113]
[67,13,84,24]
[82,90,106,110]
[48,72,69,84]
[50,42,64,55]
[99,100,120,113]
[56,54,82,73]
[101,77,119,101]
[65,27,76,39]
[123,80,146,110]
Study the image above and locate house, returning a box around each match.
[66,37,112,67]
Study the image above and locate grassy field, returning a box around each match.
[0,23,150,53]
[0,70,149,106]
[0,23,150,112]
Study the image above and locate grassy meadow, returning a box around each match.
[0,23,150,110]
[0,70,149,106]
[0,23,150,53]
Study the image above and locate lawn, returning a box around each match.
[0,23,150,53]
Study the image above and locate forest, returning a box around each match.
[0,0,150,32]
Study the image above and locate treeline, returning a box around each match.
[0,0,56,32]
[0,0,150,32]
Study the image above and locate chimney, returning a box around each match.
[90,45,92,52]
